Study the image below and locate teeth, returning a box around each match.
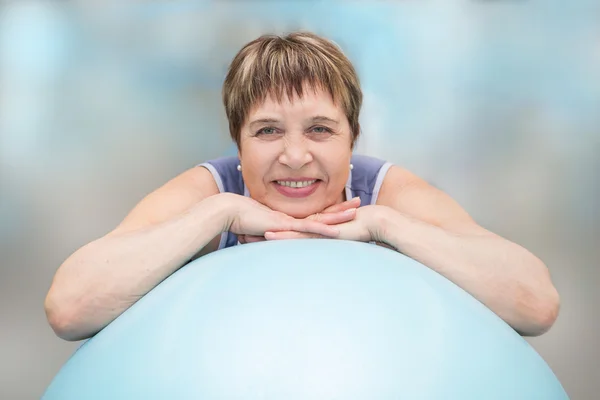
[276,180,317,188]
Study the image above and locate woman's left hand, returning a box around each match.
[264,205,390,244]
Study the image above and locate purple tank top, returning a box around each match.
[200,154,392,249]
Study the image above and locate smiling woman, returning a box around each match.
[44,31,560,342]
[218,32,362,218]
[229,87,358,218]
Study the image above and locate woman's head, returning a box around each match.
[222,32,362,217]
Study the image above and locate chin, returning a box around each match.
[268,201,322,219]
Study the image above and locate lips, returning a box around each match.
[272,179,321,198]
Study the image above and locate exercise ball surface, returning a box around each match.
[43,240,568,399]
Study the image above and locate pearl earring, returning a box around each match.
[237,164,242,172]
[350,163,354,170]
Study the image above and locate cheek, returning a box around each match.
[330,165,350,188]
[241,148,275,187]
[321,146,352,175]
[319,152,351,194]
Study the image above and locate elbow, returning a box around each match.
[536,287,561,335]
[518,285,561,337]
[44,292,95,342]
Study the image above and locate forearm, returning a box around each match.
[379,209,559,336]
[45,194,230,341]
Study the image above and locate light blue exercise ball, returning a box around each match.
[43,240,568,399]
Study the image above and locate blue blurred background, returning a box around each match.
[1,1,598,398]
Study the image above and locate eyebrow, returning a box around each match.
[310,115,339,125]
[248,118,280,129]
[248,115,339,129]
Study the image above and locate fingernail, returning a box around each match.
[344,208,357,214]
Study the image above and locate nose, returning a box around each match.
[278,134,313,170]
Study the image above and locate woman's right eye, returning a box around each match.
[256,127,277,135]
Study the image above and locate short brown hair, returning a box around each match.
[222,31,363,148]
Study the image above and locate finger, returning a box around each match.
[264,231,324,240]
[313,208,356,225]
[290,219,340,237]
[273,215,339,237]
[321,197,361,214]
[243,235,266,243]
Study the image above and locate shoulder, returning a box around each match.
[378,164,441,207]
[111,164,220,235]
[377,165,477,231]
[378,164,423,195]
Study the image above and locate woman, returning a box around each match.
[45,31,560,341]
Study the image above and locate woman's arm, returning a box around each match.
[44,167,224,341]
[45,166,343,341]
[261,165,559,335]
[375,166,560,336]
[376,207,559,336]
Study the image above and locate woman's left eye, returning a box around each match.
[311,126,331,134]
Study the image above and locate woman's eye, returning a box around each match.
[311,126,331,134]
[257,127,276,135]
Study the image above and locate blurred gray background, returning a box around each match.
[1,0,598,399]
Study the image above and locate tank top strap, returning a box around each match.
[198,157,245,249]
[198,156,246,196]
[348,154,393,206]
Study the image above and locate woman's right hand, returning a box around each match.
[221,193,341,240]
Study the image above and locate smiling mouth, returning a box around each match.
[275,179,319,188]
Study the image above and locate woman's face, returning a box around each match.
[238,86,353,218]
